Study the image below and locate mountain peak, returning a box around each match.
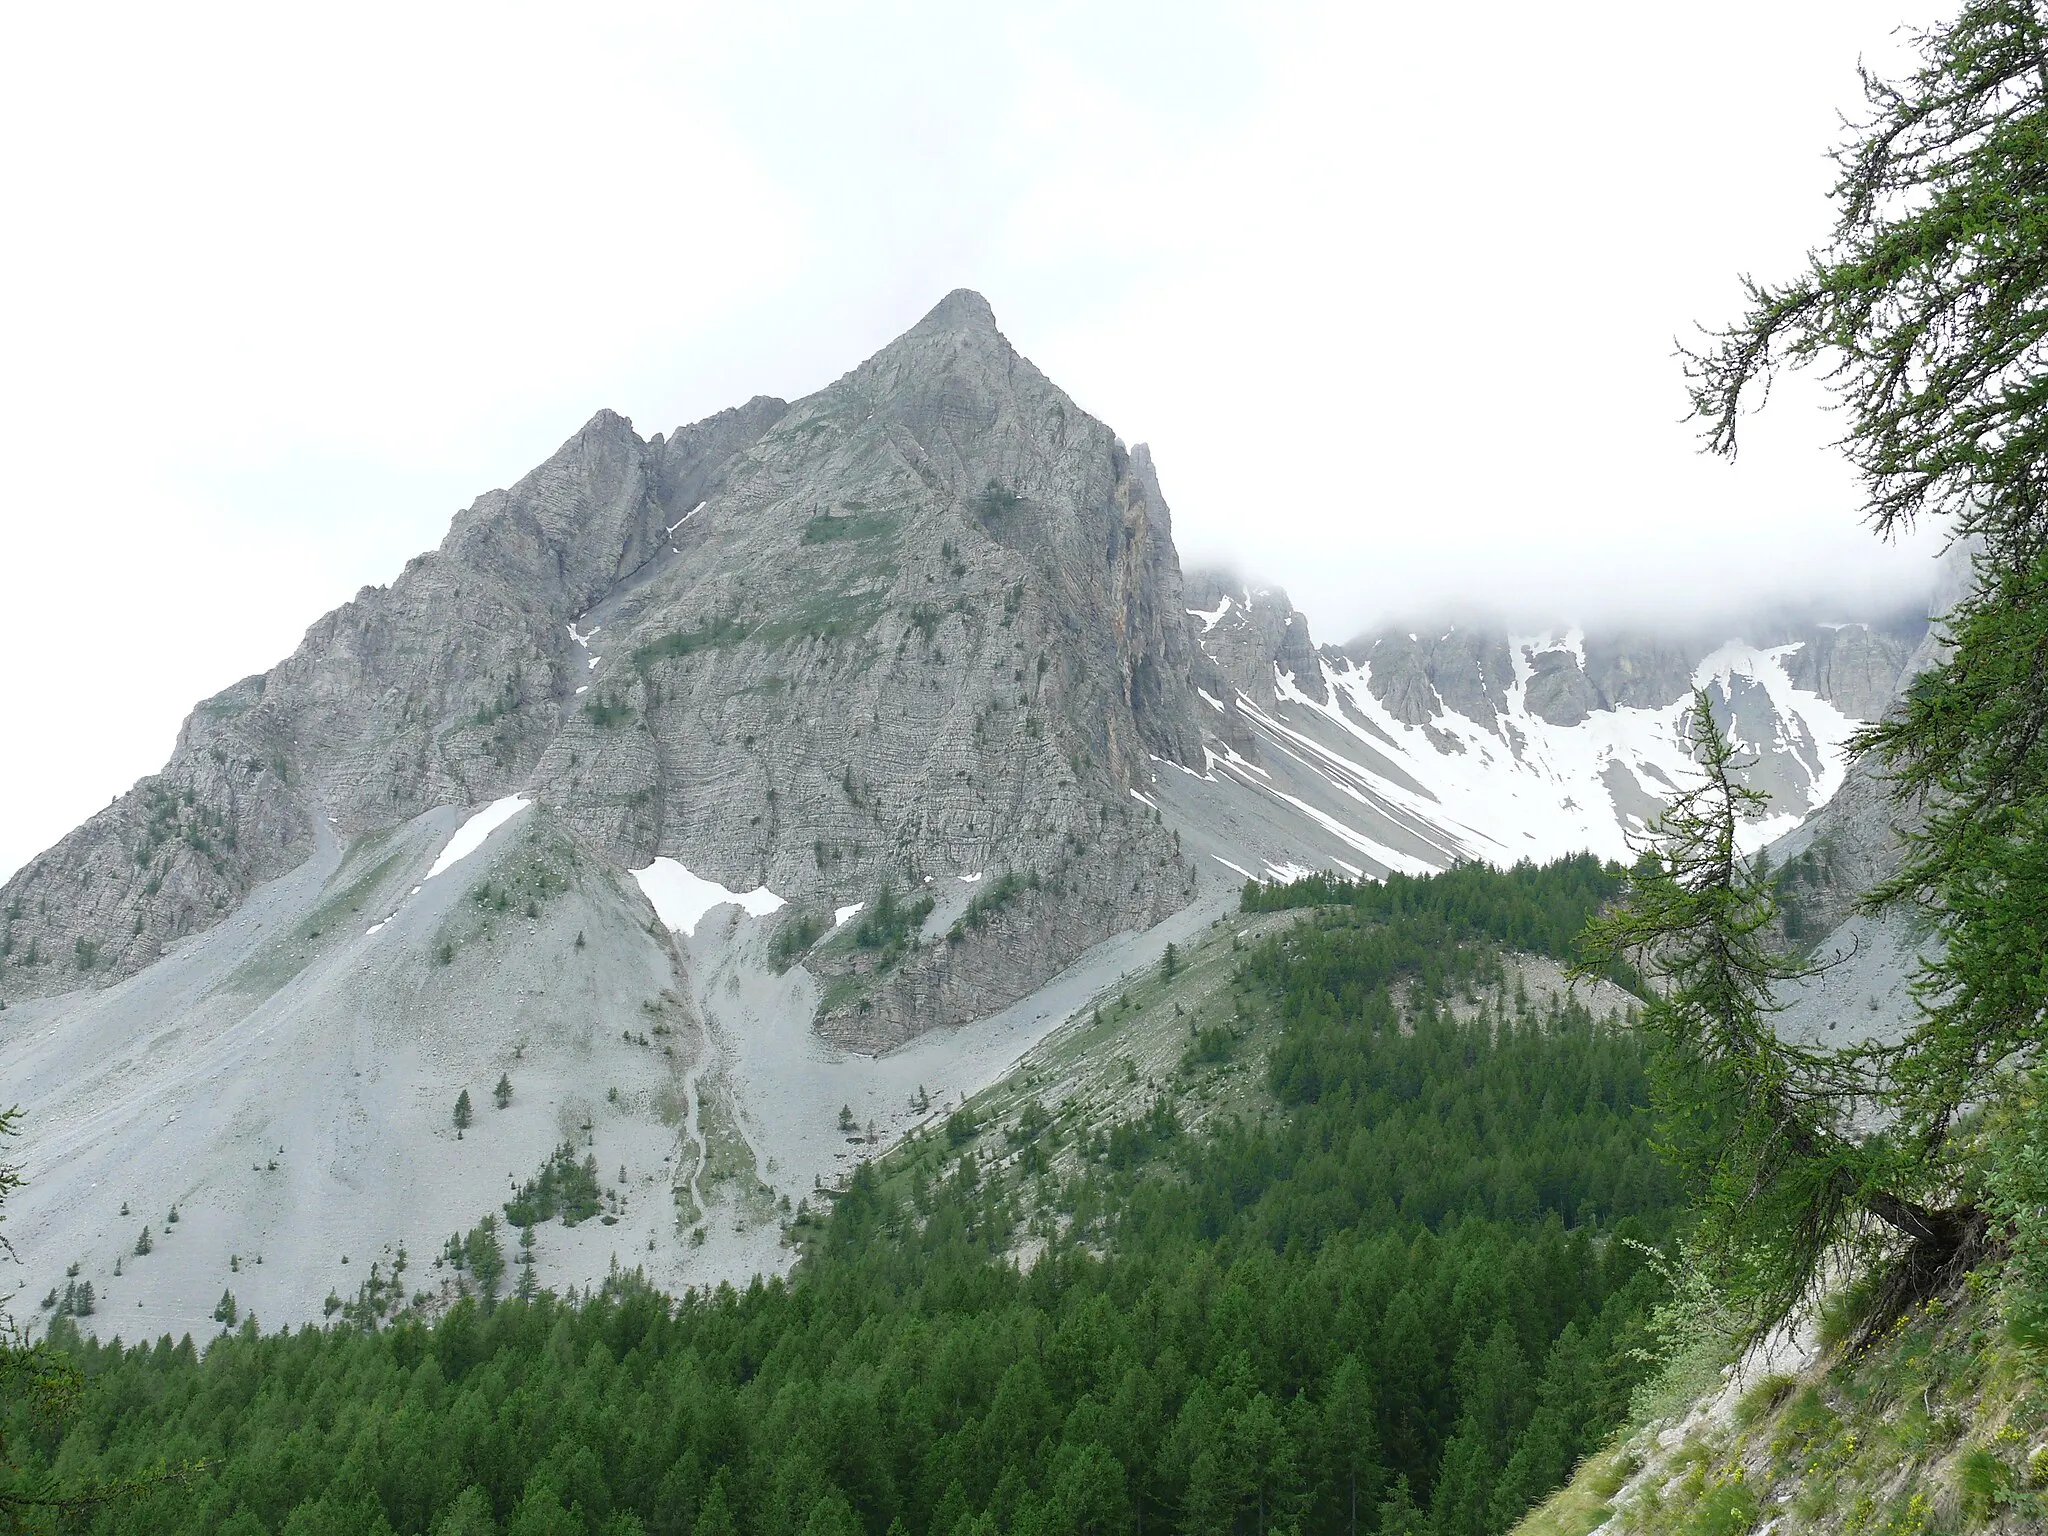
[911,287,1000,337]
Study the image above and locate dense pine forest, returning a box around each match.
[1,859,1685,1536]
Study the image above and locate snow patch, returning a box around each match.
[666,500,707,534]
[1265,860,1318,882]
[833,902,865,928]
[632,858,786,937]
[1188,596,1234,632]
[425,796,531,881]
[1228,636,1866,868]
[1129,788,1159,810]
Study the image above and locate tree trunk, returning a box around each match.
[1856,1202,1991,1351]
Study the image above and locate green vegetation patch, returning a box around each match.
[849,882,933,965]
[630,615,747,669]
[946,868,1034,942]
[581,694,635,728]
[503,1144,602,1228]
[133,783,237,867]
[1243,852,1628,965]
[972,480,1022,519]
[748,586,891,650]
[767,908,825,970]
[801,512,893,544]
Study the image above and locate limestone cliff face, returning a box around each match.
[0,294,1206,1045]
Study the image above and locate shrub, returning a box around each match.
[1005,1102,1050,1148]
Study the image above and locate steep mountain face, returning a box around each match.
[0,288,1952,1347]
[0,293,1202,1045]
[1153,574,1925,882]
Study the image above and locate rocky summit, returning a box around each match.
[0,291,1205,1047]
[0,292,1950,1341]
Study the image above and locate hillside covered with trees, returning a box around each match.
[2,861,1684,1535]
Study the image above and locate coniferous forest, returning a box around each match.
[2,860,1685,1536]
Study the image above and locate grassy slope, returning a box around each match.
[1513,1288,2048,1536]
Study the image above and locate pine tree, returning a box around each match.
[1685,0,2048,1321]
[493,1073,513,1110]
[693,1477,739,1536]
[1577,692,1962,1326]
[1376,1474,1426,1536]
[453,1089,473,1130]
[463,1216,505,1303]
[435,1485,499,1536]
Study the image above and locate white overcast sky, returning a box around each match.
[0,1,1955,881]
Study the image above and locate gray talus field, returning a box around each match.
[2,801,706,1342]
